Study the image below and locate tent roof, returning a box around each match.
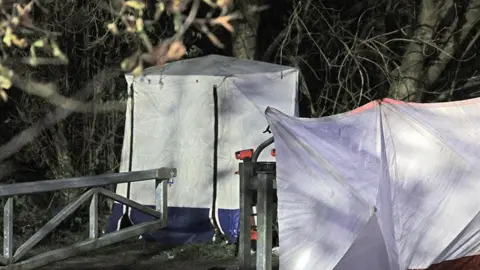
[303,97,480,121]
[351,97,480,113]
[126,54,296,78]
[265,96,480,270]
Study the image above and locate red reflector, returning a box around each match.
[251,230,258,240]
[235,149,254,160]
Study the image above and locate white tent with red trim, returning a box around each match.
[266,98,480,270]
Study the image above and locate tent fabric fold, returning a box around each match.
[265,98,480,270]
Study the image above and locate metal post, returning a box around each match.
[239,162,253,270]
[256,172,274,270]
[155,178,168,225]
[4,197,14,264]
[89,191,99,239]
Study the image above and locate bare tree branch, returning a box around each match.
[0,68,121,178]
[388,0,453,101]
[425,0,480,87]
[11,74,126,112]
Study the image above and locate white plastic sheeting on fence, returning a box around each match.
[265,98,480,270]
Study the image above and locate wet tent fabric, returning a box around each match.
[265,98,480,270]
[107,55,298,245]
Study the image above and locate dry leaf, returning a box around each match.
[166,41,186,61]
[51,42,68,62]
[0,89,7,101]
[107,23,119,35]
[32,39,45,48]
[154,2,165,20]
[0,75,12,89]
[15,3,34,28]
[15,4,26,16]
[136,18,144,32]
[210,15,235,33]
[132,63,143,77]
[124,0,146,10]
[170,0,185,13]
[3,27,13,47]
[11,17,20,26]
[12,36,27,48]
[216,0,232,8]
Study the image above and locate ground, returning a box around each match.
[32,239,280,270]
[4,207,279,269]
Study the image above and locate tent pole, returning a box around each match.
[120,82,135,229]
[211,85,221,239]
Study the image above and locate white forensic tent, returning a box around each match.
[265,98,480,270]
[107,55,299,245]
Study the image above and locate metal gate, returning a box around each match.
[0,168,175,270]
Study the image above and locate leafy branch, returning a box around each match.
[0,0,259,109]
[0,0,264,180]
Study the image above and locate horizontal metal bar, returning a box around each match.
[13,189,96,262]
[97,188,161,218]
[2,219,166,270]
[0,168,176,197]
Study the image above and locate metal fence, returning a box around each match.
[0,167,176,270]
[237,137,277,270]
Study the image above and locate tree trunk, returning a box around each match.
[232,0,262,60]
[389,0,480,102]
[388,0,448,102]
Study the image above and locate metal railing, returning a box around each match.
[0,167,176,270]
[238,137,277,270]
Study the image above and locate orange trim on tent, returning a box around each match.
[349,97,480,114]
